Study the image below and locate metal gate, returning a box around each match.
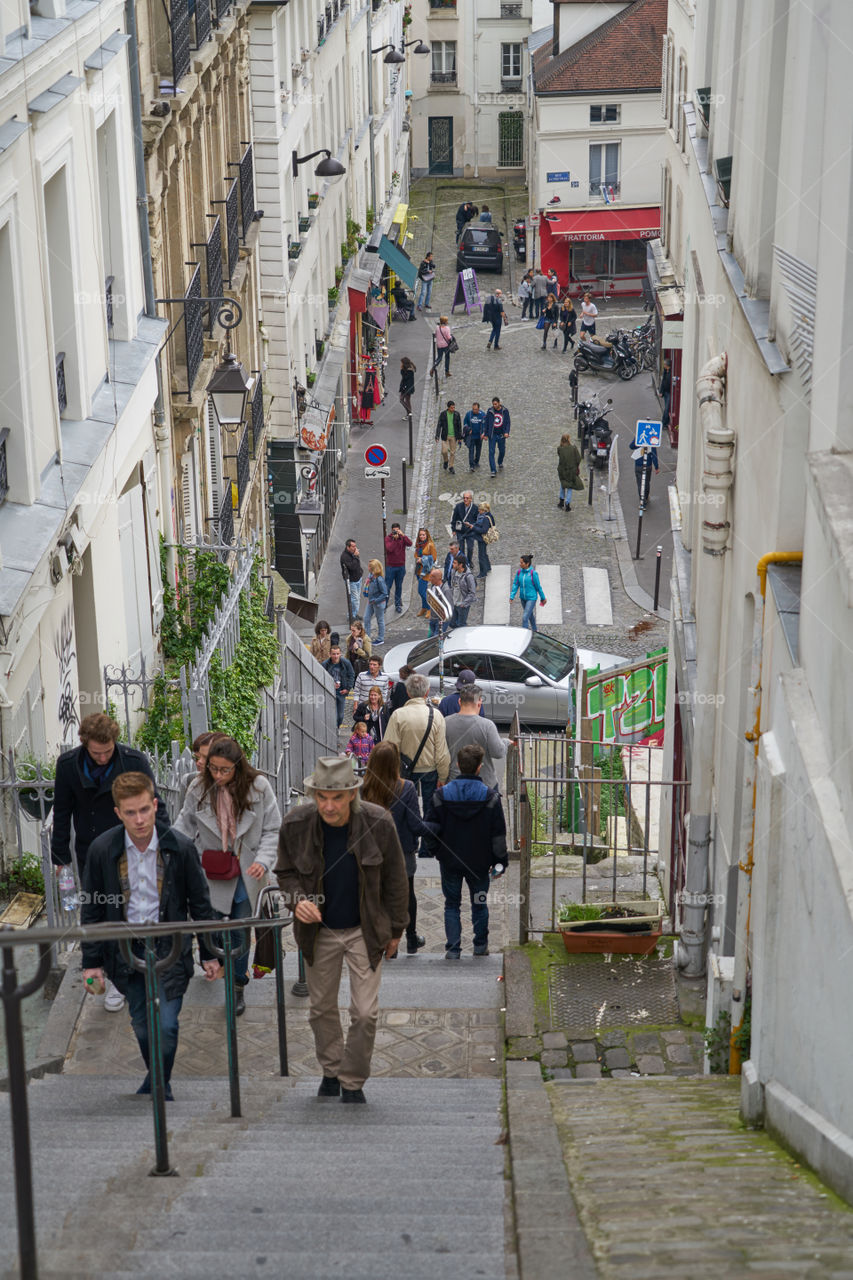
[428,116,453,175]
[498,111,523,168]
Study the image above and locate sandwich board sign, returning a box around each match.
[452,268,482,316]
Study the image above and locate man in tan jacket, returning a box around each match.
[383,673,451,821]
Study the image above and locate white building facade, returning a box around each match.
[659,0,853,1200]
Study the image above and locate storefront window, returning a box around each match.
[571,243,609,277]
[613,239,648,276]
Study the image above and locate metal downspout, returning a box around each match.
[676,352,732,977]
[729,550,803,1072]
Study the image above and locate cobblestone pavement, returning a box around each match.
[548,1077,853,1278]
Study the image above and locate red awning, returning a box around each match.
[542,208,660,242]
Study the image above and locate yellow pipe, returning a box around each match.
[729,551,803,1073]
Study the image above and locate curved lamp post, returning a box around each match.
[291,148,346,180]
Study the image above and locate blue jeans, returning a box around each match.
[433,346,450,375]
[467,437,482,469]
[476,540,491,575]
[211,876,252,984]
[521,598,538,631]
[334,691,348,728]
[385,565,406,609]
[346,577,362,620]
[521,296,532,319]
[363,598,386,644]
[125,969,183,1083]
[440,866,491,955]
[488,321,503,347]
[488,435,507,474]
[448,604,470,632]
[417,577,429,608]
[414,770,439,828]
[559,485,574,508]
[416,278,433,308]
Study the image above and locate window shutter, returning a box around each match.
[181,450,198,541]
[117,489,144,670]
[205,398,223,518]
[661,34,670,118]
[141,447,164,629]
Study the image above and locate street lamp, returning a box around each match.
[366,36,430,210]
[206,348,254,432]
[373,42,406,64]
[402,39,430,55]
[291,148,346,180]
[297,495,323,596]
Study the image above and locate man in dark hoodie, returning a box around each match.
[425,743,506,958]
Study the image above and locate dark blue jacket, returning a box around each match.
[424,776,506,876]
[324,655,356,693]
[485,406,511,438]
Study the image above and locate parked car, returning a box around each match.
[456,226,504,274]
[383,626,626,727]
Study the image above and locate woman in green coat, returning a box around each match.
[557,432,584,511]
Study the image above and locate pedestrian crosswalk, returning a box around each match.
[479,563,613,628]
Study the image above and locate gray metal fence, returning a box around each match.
[281,617,338,797]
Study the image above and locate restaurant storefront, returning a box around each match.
[540,206,661,297]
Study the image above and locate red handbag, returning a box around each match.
[201,848,241,880]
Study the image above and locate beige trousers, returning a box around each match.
[441,436,458,468]
[305,926,383,1090]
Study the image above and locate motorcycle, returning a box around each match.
[512,220,527,262]
[573,332,638,380]
[588,414,614,470]
[576,392,612,452]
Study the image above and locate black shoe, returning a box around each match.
[566,504,572,513]
[449,467,455,474]
[558,499,564,509]
[235,988,246,1017]
[136,1076,173,1101]
[443,459,448,470]
[341,1087,367,1104]
[473,946,489,957]
[318,1075,341,1097]
[406,934,426,954]
[445,950,461,961]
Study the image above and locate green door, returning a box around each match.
[428,117,453,175]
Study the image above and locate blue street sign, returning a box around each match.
[547,171,570,183]
[635,420,662,447]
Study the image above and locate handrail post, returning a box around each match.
[292,948,309,997]
[222,927,242,1118]
[144,940,174,1176]
[274,920,289,1076]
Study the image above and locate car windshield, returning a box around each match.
[465,229,500,246]
[524,632,575,680]
[407,637,441,666]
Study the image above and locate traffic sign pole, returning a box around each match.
[380,477,387,542]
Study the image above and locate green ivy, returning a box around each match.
[0,852,45,898]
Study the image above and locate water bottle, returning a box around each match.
[58,865,77,912]
[490,863,504,880]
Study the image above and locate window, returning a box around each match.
[489,655,531,684]
[431,41,457,84]
[590,104,620,124]
[498,111,524,167]
[500,2,522,16]
[501,43,521,79]
[524,633,575,680]
[589,142,619,197]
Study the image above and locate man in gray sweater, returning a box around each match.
[443,685,507,789]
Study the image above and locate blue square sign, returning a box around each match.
[635,420,662,447]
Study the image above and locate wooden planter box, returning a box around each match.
[559,902,664,956]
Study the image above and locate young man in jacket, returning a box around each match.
[485,398,511,477]
[383,523,412,613]
[324,645,356,728]
[450,490,479,563]
[340,539,363,621]
[435,400,462,474]
[52,712,170,1012]
[462,401,486,471]
[81,772,221,1099]
[415,252,436,310]
[275,756,409,1103]
[484,290,508,350]
[442,539,460,586]
[425,744,507,958]
[448,555,477,632]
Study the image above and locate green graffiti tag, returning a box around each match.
[583,651,667,744]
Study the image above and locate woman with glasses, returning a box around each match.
[174,735,281,1016]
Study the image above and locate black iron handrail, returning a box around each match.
[1,896,292,1280]
[55,352,67,415]
[0,427,9,507]
[217,483,235,547]
[105,275,114,329]
[250,372,264,457]
[193,0,211,47]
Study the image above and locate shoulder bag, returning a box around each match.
[448,334,459,353]
[201,846,241,880]
[483,518,500,545]
[399,706,434,780]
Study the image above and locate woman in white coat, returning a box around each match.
[174,734,281,1015]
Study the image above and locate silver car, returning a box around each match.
[383,626,626,727]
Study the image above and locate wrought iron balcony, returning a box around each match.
[250,373,264,457]
[216,485,234,547]
[55,353,67,416]
[430,70,457,84]
[105,275,114,329]
[237,144,256,238]
[191,215,223,334]
[589,181,621,200]
[325,3,332,28]
[500,2,522,15]
[429,0,457,8]
[214,0,232,16]
[501,78,522,92]
[0,428,9,507]
[170,0,191,89]
[193,0,212,48]
[184,265,204,394]
[224,178,239,283]
[235,423,250,512]
[317,15,325,44]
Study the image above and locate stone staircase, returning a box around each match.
[0,1074,506,1279]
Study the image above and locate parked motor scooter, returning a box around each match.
[576,393,612,452]
[512,220,527,262]
[573,332,638,380]
[588,413,614,470]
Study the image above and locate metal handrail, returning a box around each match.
[1,899,292,1280]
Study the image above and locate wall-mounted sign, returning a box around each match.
[547,171,570,183]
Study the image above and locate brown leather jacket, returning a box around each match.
[274,800,409,968]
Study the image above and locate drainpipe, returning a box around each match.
[125,0,176,583]
[473,29,482,178]
[676,352,731,977]
[729,550,802,1071]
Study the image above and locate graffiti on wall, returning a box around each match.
[582,649,667,744]
[54,606,79,738]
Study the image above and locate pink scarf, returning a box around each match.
[215,785,237,851]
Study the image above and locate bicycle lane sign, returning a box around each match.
[635,420,662,448]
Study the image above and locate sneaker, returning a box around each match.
[490,472,497,478]
[498,464,504,471]
[317,1076,341,1097]
[406,934,426,954]
[473,945,490,957]
[445,950,461,961]
[395,605,403,614]
[104,980,125,1013]
[341,1087,367,1104]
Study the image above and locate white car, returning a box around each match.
[383,626,626,727]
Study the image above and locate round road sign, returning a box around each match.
[364,443,388,467]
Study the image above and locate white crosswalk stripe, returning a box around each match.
[482,564,564,625]
[583,566,613,626]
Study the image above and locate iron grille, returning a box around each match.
[184,265,204,394]
[235,423,250,512]
[215,0,231,16]
[429,0,457,8]
[55,352,67,415]
[170,0,191,89]
[431,70,457,84]
[224,177,239,283]
[317,15,325,43]
[498,111,524,166]
[205,216,223,332]
[193,0,211,47]
[238,144,255,238]
[325,4,332,27]
[263,578,274,624]
[105,275,114,329]
[217,485,234,547]
[500,2,522,15]
[250,373,264,456]
[0,428,9,507]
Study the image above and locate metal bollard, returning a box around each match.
[587,468,594,506]
[402,459,408,513]
[653,545,662,611]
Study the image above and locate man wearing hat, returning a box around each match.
[274,757,409,1105]
[438,669,486,719]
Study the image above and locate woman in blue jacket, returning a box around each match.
[362,742,433,956]
[510,554,547,632]
[362,558,390,645]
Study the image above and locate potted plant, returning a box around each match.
[365,207,376,233]
[308,192,320,209]
[340,241,350,264]
[557,900,664,956]
[327,286,339,305]
[306,370,317,387]
[298,215,311,233]
[289,241,303,259]
[334,265,344,284]
[14,753,56,821]
[391,169,401,189]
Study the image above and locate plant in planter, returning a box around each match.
[315,338,326,361]
[365,206,376,233]
[327,286,339,305]
[340,241,350,264]
[308,192,320,209]
[391,169,401,189]
[306,370,316,387]
[14,753,57,821]
[334,265,344,284]
[298,215,311,233]
[289,241,303,259]
[557,899,664,955]
[402,3,412,28]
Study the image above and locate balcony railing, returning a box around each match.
[0,428,9,507]
[589,181,621,200]
[170,0,191,89]
[429,0,457,8]
[105,275,114,330]
[192,215,223,334]
[55,353,67,416]
[235,423,250,512]
[500,2,522,15]
[317,15,325,44]
[193,0,212,48]
[238,144,256,238]
[325,3,332,28]
[431,70,457,84]
[250,373,264,457]
[215,0,232,16]
[224,177,239,283]
[500,78,522,92]
[216,485,234,547]
[184,265,204,395]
